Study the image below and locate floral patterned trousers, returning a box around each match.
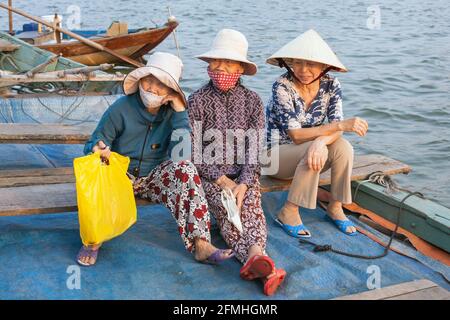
[132,160,211,252]
[201,178,268,264]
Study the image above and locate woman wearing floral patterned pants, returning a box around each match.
[132,159,212,253]
[188,29,286,296]
[201,179,267,264]
[77,52,234,267]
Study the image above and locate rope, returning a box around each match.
[0,52,20,72]
[299,189,424,259]
[34,95,94,124]
[296,172,425,259]
[4,91,95,125]
[167,6,182,60]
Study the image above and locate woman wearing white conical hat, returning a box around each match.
[265,29,369,237]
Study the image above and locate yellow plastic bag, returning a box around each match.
[74,151,137,246]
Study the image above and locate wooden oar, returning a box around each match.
[0,3,144,68]
[26,53,61,78]
[8,0,14,35]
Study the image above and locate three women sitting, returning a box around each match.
[78,28,368,297]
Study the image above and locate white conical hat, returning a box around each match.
[123,52,186,103]
[266,29,347,72]
[196,29,258,76]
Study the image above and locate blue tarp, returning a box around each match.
[1,190,448,299]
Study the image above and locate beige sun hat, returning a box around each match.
[196,28,258,76]
[266,29,347,72]
[123,52,186,103]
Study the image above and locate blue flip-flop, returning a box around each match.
[326,215,358,236]
[203,249,235,265]
[275,218,311,238]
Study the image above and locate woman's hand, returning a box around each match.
[338,117,368,136]
[161,92,185,112]
[216,175,237,190]
[92,140,111,163]
[232,184,248,211]
[307,139,328,171]
[216,176,248,211]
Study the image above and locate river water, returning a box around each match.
[1,0,449,207]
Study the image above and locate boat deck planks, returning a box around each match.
[0,183,151,216]
[333,279,450,300]
[0,167,75,188]
[0,123,96,144]
[0,154,411,216]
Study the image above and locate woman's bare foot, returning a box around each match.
[77,243,102,266]
[277,201,308,236]
[326,200,356,234]
[194,238,216,261]
[246,245,264,263]
[193,238,234,263]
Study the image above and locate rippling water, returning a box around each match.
[1,0,449,207]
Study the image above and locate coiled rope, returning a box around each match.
[298,172,424,259]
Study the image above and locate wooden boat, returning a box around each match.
[0,31,124,97]
[318,170,450,255]
[35,20,179,66]
[349,181,450,253]
[1,4,178,67]
[17,28,148,46]
[0,31,84,72]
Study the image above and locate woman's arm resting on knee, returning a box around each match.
[287,122,342,144]
[315,130,342,146]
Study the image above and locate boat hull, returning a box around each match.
[350,181,450,253]
[36,21,178,66]
[0,32,122,96]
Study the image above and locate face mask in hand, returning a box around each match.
[221,187,243,233]
[139,83,165,109]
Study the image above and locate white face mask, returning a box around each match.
[139,83,165,109]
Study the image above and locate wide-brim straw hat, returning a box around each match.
[266,29,347,72]
[196,28,258,76]
[123,52,186,104]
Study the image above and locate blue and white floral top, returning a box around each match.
[266,72,344,147]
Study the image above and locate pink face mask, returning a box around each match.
[207,68,241,92]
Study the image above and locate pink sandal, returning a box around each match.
[240,255,275,280]
[263,268,286,296]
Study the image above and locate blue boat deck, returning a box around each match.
[0,189,448,299]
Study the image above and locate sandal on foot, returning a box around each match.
[240,255,275,280]
[203,249,235,265]
[76,245,100,267]
[326,215,358,236]
[275,218,311,238]
[263,268,286,296]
